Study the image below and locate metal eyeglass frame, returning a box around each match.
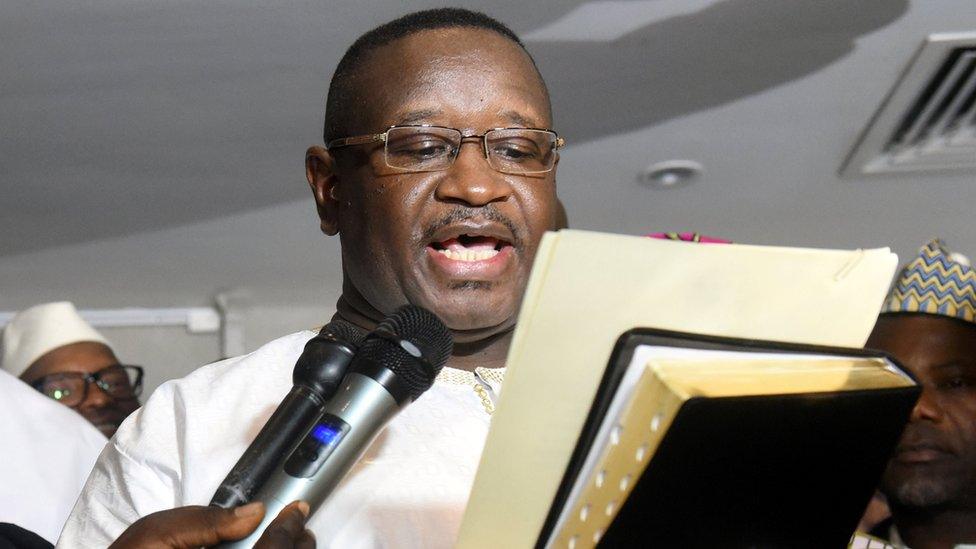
[325,124,565,175]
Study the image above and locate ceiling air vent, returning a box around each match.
[841,32,976,177]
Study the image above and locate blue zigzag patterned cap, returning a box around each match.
[882,239,976,324]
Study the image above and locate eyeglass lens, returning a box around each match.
[39,365,141,406]
[384,126,557,174]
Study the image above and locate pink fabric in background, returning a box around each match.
[645,232,732,244]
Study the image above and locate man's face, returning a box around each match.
[320,28,558,339]
[21,341,139,437]
[867,314,976,510]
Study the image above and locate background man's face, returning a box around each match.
[332,28,558,338]
[22,341,139,437]
[867,314,976,510]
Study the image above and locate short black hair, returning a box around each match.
[323,8,545,143]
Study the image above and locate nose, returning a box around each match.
[909,386,944,423]
[80,382,113,409]
[434,139,513,206]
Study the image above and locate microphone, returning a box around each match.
[210,319,367,509]
[219,305,453,548]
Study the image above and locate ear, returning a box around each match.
[306,146,340,236]
[555,197,568,230]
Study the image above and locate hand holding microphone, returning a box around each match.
[109,501,314,549]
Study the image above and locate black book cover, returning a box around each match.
[538,329,920,548]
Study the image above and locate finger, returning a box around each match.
[109,502,266,549]
[296,529,316,549]
[253,501,311,549]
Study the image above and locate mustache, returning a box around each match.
[420,205,524,249]
[897,424,954,454]
[82,403,135,426]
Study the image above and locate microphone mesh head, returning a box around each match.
[357,305,453,400]
[319,318,367,347]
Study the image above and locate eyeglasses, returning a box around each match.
[326,125,565,175]
[31,364,144,408]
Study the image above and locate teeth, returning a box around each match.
[437,248,499,261]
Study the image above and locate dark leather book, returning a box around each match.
[537,329,919,549]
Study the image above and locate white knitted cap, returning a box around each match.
[1,302,110,378]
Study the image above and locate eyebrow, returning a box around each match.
[501,110,540,128]
[930,361,976,372]
[394,109,544,129]
[396,109,442,125]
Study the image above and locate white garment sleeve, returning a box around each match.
[54,340,297,548]
[56,382,185,548]
[54,331,487,548]
[0,370,107,545]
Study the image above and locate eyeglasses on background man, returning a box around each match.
[31,364,144,408]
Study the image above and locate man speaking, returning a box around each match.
[59,8,562,548]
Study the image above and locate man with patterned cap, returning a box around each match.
[1,301,143,438]
[865,239,976,548]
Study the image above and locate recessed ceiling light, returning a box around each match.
[638,160,703,189]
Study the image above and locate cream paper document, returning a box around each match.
[455,229,899,548]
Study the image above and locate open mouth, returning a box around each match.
[429,234,513,262]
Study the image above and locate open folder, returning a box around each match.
[455,230,910,548]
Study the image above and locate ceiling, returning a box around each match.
[1,0,975,311]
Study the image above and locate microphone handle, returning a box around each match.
[210,386,326,508]
[216,373,399,548]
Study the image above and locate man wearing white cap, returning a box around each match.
[1,301,143,438]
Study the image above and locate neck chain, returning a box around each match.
[436,367,505,415]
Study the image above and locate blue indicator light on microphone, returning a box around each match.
[311,424,341,445]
